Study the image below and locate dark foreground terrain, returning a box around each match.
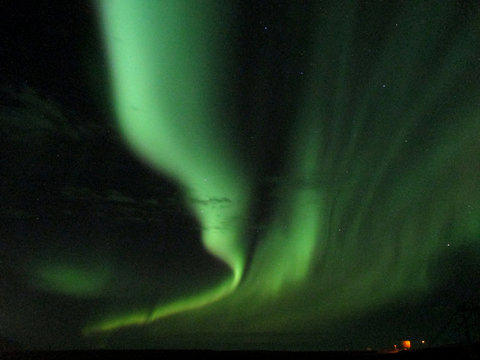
[2,345,479,360]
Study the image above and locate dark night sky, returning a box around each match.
[1,0,480,352]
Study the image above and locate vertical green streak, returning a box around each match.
[322,2,357,177]
[339,1,473,261]
[88,0,250,332]
[244,95,326,297]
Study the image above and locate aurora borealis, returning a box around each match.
[0,0,479,351]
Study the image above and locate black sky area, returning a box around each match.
[0,1,106,115]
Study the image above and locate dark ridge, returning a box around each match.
[2,345,480,360]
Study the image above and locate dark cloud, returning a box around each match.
[188,197,233,206]
[0,85,81,140]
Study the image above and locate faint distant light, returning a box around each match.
[264,26,268,30]
[447,243,451,247]
[421,340,425,344]
[402,340,411,350]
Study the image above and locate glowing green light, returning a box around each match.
[90,0,250,332]
[33,262,111,298]
[83,310,149,334]
[88,0,480,344]
[244,114,325,296]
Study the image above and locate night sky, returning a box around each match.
[1,0,480,352]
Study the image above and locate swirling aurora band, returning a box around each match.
[83,0,480,341]
[84,0,251,334]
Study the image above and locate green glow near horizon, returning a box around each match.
[32,261,111,298]
[242,110,325,297]
[85,0,480,341]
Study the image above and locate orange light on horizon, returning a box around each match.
[402,340,411,350]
